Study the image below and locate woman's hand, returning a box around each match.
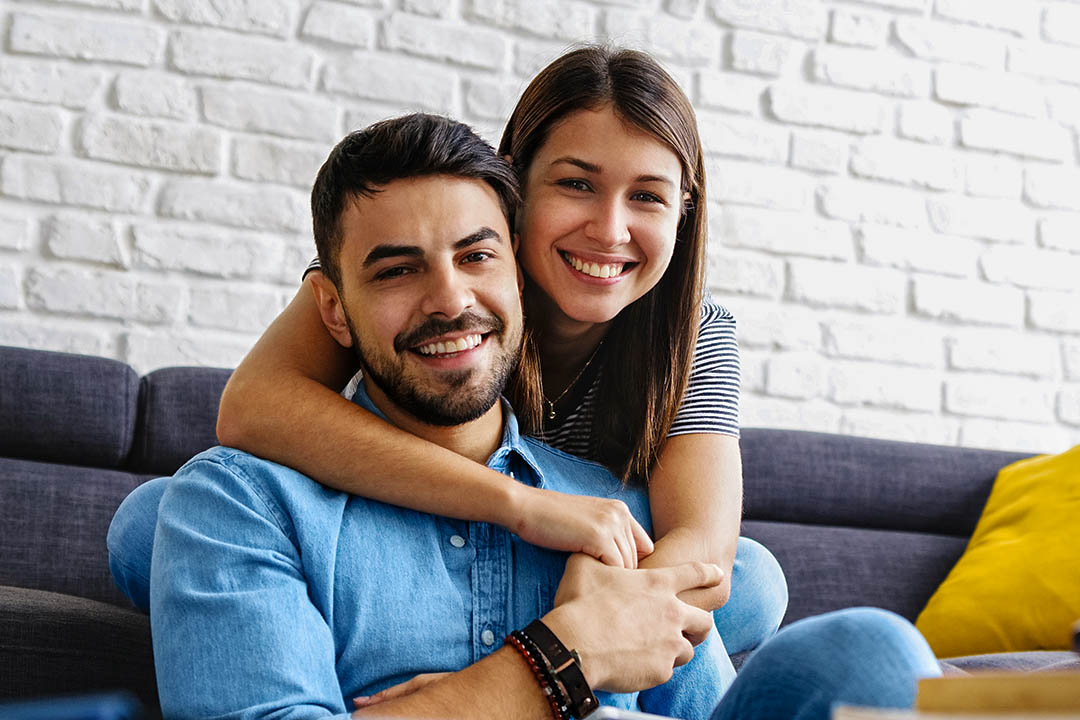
[509,487,654,568]
[353,673,450,708]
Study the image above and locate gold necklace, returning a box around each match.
[542,341,603,422]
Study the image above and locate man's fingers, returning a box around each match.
[681,605,715,647]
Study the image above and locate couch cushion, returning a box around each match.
[942,651,1080,673]
[0,457,152,607]
[0,585,159,718]
[742,519,968,626]
[129,366,231,475]
[0,346,139,469]
[740,429,1031,537]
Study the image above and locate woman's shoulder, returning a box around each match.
[697,293,737,339]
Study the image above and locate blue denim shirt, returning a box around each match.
[150,386,730,720]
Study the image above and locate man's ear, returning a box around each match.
[309,272,354,348]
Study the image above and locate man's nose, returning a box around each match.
[419,267,474,319]
[584,197,631,248]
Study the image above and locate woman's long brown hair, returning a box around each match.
[500,46,708,483]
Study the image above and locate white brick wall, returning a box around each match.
[2,0,1079,454]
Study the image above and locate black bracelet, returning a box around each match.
[521,620,599,719]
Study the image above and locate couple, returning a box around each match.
[108,46,940,719]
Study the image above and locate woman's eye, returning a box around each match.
[557,178,591,192]
[632,191,665,204]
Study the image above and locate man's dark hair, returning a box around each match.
[311,113,520,288]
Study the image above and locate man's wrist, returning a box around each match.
[537,605,602,690]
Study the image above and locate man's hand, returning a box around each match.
[510,487,654,568]
[541,554,723,693]
[353,673,450,709]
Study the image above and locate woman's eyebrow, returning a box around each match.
[550,156,676,189]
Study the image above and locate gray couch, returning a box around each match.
[0,344,1075,715]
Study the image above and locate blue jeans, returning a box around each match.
[109,476,789,655]
[711,608,942,720]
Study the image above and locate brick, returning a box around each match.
[468,0,596,41]
[26,268,182,324]
[698,113,788,163]
[959,110,1071,161]
[935,65,1045,118]
[0,102,63,154]
[934,0,1038,37]
[10,12,162,67]
[601,10,721,67]
[189,286,287,332]
[812,46,931,97]
[823,317,943,367]
[947,328,1059,378]
[787,259,906,313]
[80,115,221,174]
[851,138,965,192]
[113,71,197,121]
[960,418,1075,453]
[718,206,852,259]
[154,0,297,37]
[1043,3,1080,47]
[0,59,104,109]
[709,0,828,40]
[45,214,125,267]
[1039,215,1080,252]
[740,396,841,432]
[124,330,255,374]
[852,0,926,9]
[708,159,813,211]
[1009,42,1080,86]
[55,0,142,10]
[768,83,888,135]
[1,155,153,213]
[707,250,784,298]
[383,13,506,69]
[202,85,338,142]
[1066,340,1080,380]
[343,107,397,132]
[829,9,889,48]
[897,102,954,145]
[895,18,1007,68]
[912,275,1024,326]
[1029,290,1080,333]
[859,224,977,277]
[730,31,804,76]
[1047,85,1080,129]
[840,408,959,446]
[790,131,849,174]
[279,240,319,284]
[666,0,703,19]
[0,320,109,357]
[0,214,30,251]
[133,223,286,278]
[819,180,928,229]
[945,374,1056,423]
[697,71,764,115]
[963,154,1022,199]
[464,78,524,121]
[718,296,821,350]
[158,180,307,232]
[765,351,827,399]
[927,195,1032,243]
[0,265,20,309]
[1058,387,1080,426]
[403,0,453,16]
[512,38,572,78]
[982,245,1080,290]
[232,137,326,188]
[170,30,314,88]
[1024,165,1080,211]
[300,2,375,46]
[323,54,454,112]
[829,362,941,412]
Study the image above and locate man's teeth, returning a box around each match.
[566,254,625,278]
[416,334,483,356]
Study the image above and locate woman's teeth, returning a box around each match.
[564,253,625,279]
[416,334,482,356]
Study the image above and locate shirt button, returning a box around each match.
[481,629,496,646]
[449,534,466,548]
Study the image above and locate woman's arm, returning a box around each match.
[217,274,652,566]
[638,433,742,611]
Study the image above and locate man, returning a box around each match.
[145,114,940,720]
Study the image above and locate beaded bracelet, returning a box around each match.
[506,631,567,720]
[509,620,599,719]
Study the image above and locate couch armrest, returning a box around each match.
[0,586,159,718]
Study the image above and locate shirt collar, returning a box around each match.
[349,382,547,488]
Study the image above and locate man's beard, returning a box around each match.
[345,310,521,427]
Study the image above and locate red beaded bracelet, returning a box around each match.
[506,632,567,720]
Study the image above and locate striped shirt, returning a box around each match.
[306,259,741,462]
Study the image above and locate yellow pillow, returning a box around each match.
[915,444,1080,658]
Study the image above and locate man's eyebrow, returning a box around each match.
[455,226,503,250]
[551,156,677,189]
[362,244,423,268]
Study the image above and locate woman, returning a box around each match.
[108,45,787,675]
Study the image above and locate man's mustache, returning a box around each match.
[394,311,505,353]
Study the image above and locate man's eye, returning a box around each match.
[557,178,591,192]
[375,266,412,280]
[462,251,492,264]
